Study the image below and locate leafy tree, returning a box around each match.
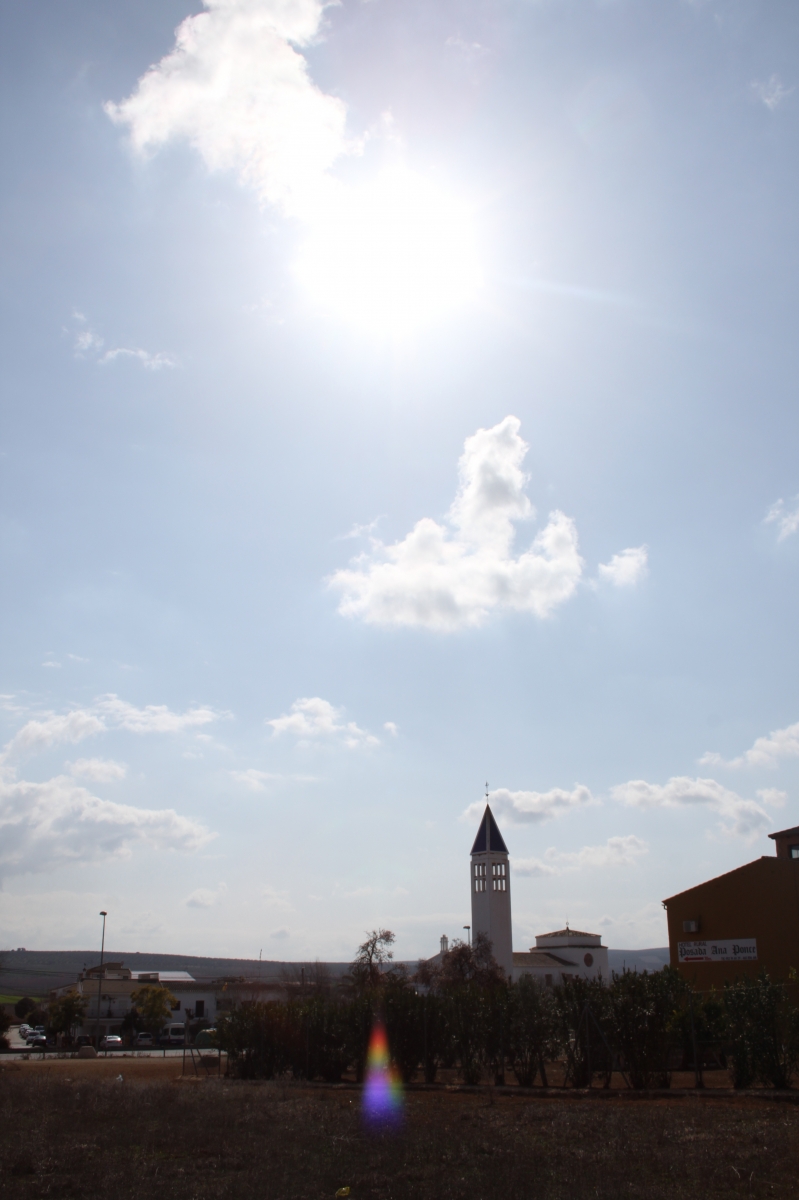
[47,991,87,1038]
[130,985,178,1036]
[216,1001,295,1079]
[507,976,561,1087]
[435,933,506,990]
[607,968,685,1089]
[0,1006,10,1051]
[724,972,799,1089]
[14,996,36,1020]
[553,975,611,1088]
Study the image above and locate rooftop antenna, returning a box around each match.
[485,781,489,799]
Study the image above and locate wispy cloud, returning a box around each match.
[751,74,794,111]
[96,694,222,734]
[765,496,799,541]
[72,312,175,371]
[230,768,280,791]
[185,883,227,909]
[514,835,648,877]
[267,697,379,748]
[99,347,176,371]
[465,784,595,826]
[68,758,127,783]
[701,719,799,770]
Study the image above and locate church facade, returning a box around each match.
[468,803,608,984]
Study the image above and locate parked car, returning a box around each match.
[29,1036,47,1050]
[25,1031,40,1044]
[76,1034,93,1047]
[19,1024,31,1038]
[159,1023,186,1046]
[134,1032,154,1048]
[99,1035,123,1051]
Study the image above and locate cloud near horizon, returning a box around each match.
[611,775,777,839]
[105,0,351,220]
[514,834,648,877]
[0,774,212,878]
[701,718,799,770]
[329,417,646,632]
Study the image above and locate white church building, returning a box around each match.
[466,803,609,986]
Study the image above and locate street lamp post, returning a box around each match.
[94,911,107,1049]
[463,925,471,946]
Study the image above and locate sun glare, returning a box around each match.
[294,167,482,333]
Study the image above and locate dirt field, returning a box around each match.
[2,1062,799,1199]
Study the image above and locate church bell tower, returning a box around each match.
[470,802,513,977]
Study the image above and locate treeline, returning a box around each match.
[216,933,799,1090]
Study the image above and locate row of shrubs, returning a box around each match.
[216,968,799,1090]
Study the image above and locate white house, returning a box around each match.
[512,928,609,986]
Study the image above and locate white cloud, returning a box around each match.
[700,719,799,770]
[267,696,379,748]
[611,775,776,838]
[465,784,595,826]
[271,928,290,940]
[104,0,350,220]
[230,768,280,791]
[383,721,399,736]
[68,758,127,783]
[329,417,589,631]
[3,711,106,761]
[0,774,212,877]
[97,694,221,734]
[765,497,799,541]
[597,545,648,587]
[751,75,794,111]
[514,835,648,877]
[185,883,227,908]
[42,660,62,669]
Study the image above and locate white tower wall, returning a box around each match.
[470,804,513,977]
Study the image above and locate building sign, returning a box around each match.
[678,939,757,963]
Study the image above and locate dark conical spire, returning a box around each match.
[470,804,508,854]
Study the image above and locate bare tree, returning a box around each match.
[349,929,396,990]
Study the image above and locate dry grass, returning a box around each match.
[1,1067,798,1199]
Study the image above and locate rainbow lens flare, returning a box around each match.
[362,1019,403,1126]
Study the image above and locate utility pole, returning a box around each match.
[94,911,107,1049]
[463,925,471,946]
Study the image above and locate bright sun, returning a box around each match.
[294,166,482,333]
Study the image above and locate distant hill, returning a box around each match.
[0,949,351,998]
[1,945,672,999]
[607,947,670,973]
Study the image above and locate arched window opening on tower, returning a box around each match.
[474,863,486,892]
[493,877,506,891]
[492,863,506,878]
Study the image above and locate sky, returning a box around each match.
[1,0,799,962]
